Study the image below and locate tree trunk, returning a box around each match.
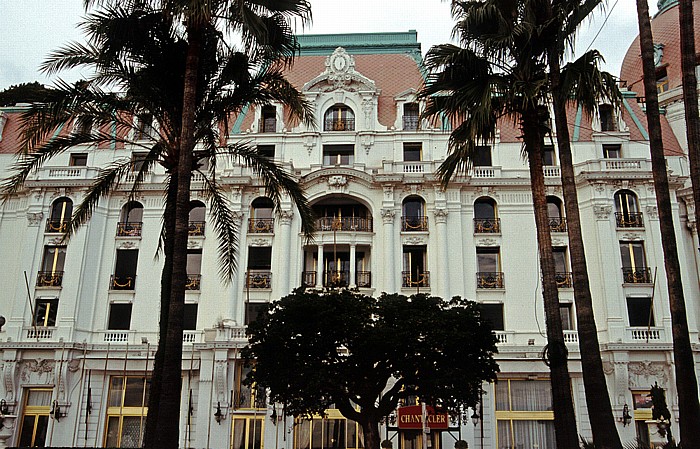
[635,1,700,447]
[522,108,579,449]
[359,418,382,449]
[149,25,201,449]
[144,172,178,448]
[549,58,623,448]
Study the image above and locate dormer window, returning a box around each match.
[656,67,669,93]
[403,103,419,130]
[599,105,617,132]
[135,114,155,140]
[260,105,277,133]
[324,105,355,131]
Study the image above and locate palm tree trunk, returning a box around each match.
[359,418,381,449]
[635,1,700,446]
[549,60,623,448]
[522,108,580,449]
[149,25,201,449]
[144,173,177,448]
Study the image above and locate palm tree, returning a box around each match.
[2,5,314,448]
[421,1,579,446]
[544,1,624,446]
[633,0,700,446]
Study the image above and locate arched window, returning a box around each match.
[189,201,206,236]
[614,190,643,228]
[249,197,274,233]
[546,196,567,232]
[47,197,73,233]
[117,202,144,236]
[474,197,500,233]
[402,196,427,231]
[324,104,355,131]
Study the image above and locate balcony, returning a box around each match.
[116,222,142,237]
[36,271,63,287]
[323,270,350,288]
[301,271,316,288]
[616,212,644,228]
[246,271,272,289]
[26,327,54,339]
[622,267,652,284]
[403,115,419,131]
[45,219,69,233]
[186,274,201,291]
[103,331,130,343]
[474,218,501,234]
[110,275,136,290]
[476,272,505,289]
[494,331,510,344]
[627,327,665,341]
[402,271,430,288]
[324,118,355,131]
[188,221,206,236]
[248,218,274,234]
[357,271,372,288]
[556,272,573,288]
[549,217,567,232]
[401,216,428,232]
[563,330,579,344]
[318,217,372,232]
[543,166,561,177]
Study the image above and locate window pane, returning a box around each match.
[627,298,655,327]
[26,389,52,407]
[312,419,323,449]
[495,381,509,411]
[542,145,556,165]
[473,146,492,167]
[512,420,555,448]
[249,418,263,449]
[120,416,143,448]
[70,153,88,166]
[479,304,504,331]
[603,144,621,158]
[108,303,133,330]
[109,377,125,407]
[187,250,202,275]
[403,143,422,162]
[248,247,272,269]
[184,304,198,331]
[560,304,573,331]
[246,303,267,326]
[477,248,499,272]
[34,415,49,447]
[325,419,345,449]
[474,200,496,219]
[105,416,121,447]
[42,246,66,272]
[553,248,567,272]
[510,381,552,411]
[233,419,247,449]
[497,420,512,448]
[115,250,139,277]
[124,377,146,407]
[295,420,311,449]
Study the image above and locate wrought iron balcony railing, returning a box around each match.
[615,212,644,228]
[555,272,573,288]
[401,216,428,232]
[622,267,652,284]
[549,217,568,233]
[323,270,350,288]
[110,275,136,290]
[246,271,272,289]
[36,271,64,287]
[46,219,70,233]
[474,218,501,234]
[476,272,505,289]
[116,222,143,237]
[324,118,355,131]
[301,271,316,287]
[403,116,419,131]
[318,216,373,232]
[188,221,206,236]
[248,218,274,234]
[186,274,201,291]
[402,271,430,288]
[356,271,372,288]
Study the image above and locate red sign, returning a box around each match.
[396,405,449,430]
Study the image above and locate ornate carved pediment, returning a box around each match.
[303,48,378,93]
[628,361,668,388]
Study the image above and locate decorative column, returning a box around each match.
[381,209,396,293]
[278,210,294,295]
[434,208,449,298]
[316,244,324,288]
[349,244,357,288]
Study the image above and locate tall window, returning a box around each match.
[249,197,274,233]
[104,376,150,448]
[18,388,52,447]
[260,105,277,133]
[403,142,422,161]
[403,103,419,130]
[656,67,669,93]
[599,104,617,131]
[627,297,655,327]
[189,201,206,236]
[620,241,650,283]
[245,302,267,326]
[293,411,363,449]
[33,298,58,327]
[324,104,355,131]
[111,249,138,290]
[495,379,555,449]
[473,145,492,167]
[476,247,504,288]
[117,202,143,237]
[402,245,428,287]
[560,303,574,330]
[134,114,154,140]
[186,249,202,290]
[184,303,198,331]
[247,247,272,289]
[474,197,499,233]
[614,190,643,227]
[479,303,504,331]
[553,247,572,288]
[603,144,622,159]
[546,196,567,232]
[542,145,556,166]
[37,245,66,287]
[47,197,73,233]
[108,303,133,330]
[232,416,264,449]
[401,196,427,231]
[130,152,149,173]
[323,145,354,166]
[234,361,266,409]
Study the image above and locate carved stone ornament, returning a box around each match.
[602,361,615,375]
[646,205,659,219]
[231,211,245,222]
[551,238,566,246]
[250,238,271,247]
[380,209,395,224]
[3,360,16,401]
[327,175,348,189]
[215,360,228,403]
[628,361,668,388]
[26,212,44,227]
[360,133,375,154]
[403,236,426,246]
[434,209,448,224]
[48,237,64,245]
[476,238,499,247]
[593,204,612,220]
[621,232,643,241]
[327,47,356,89]
[279,210,294,225]
[383,186,394,201]
[19,359,55,384]
[687,221,697,233]
[362,98,374,128]
[594,183,607,194]
[118,241,137,250]
[187,240,202,250]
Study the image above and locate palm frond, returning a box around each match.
[200,174,239,283]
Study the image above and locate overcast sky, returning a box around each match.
[0,0,655,90]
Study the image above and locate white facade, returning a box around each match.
[0,32,698,448]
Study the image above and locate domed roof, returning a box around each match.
[619,0,700,92]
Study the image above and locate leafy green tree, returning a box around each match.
[0,81,55,106]
[245,290,499,449]
[2,5,314,447]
